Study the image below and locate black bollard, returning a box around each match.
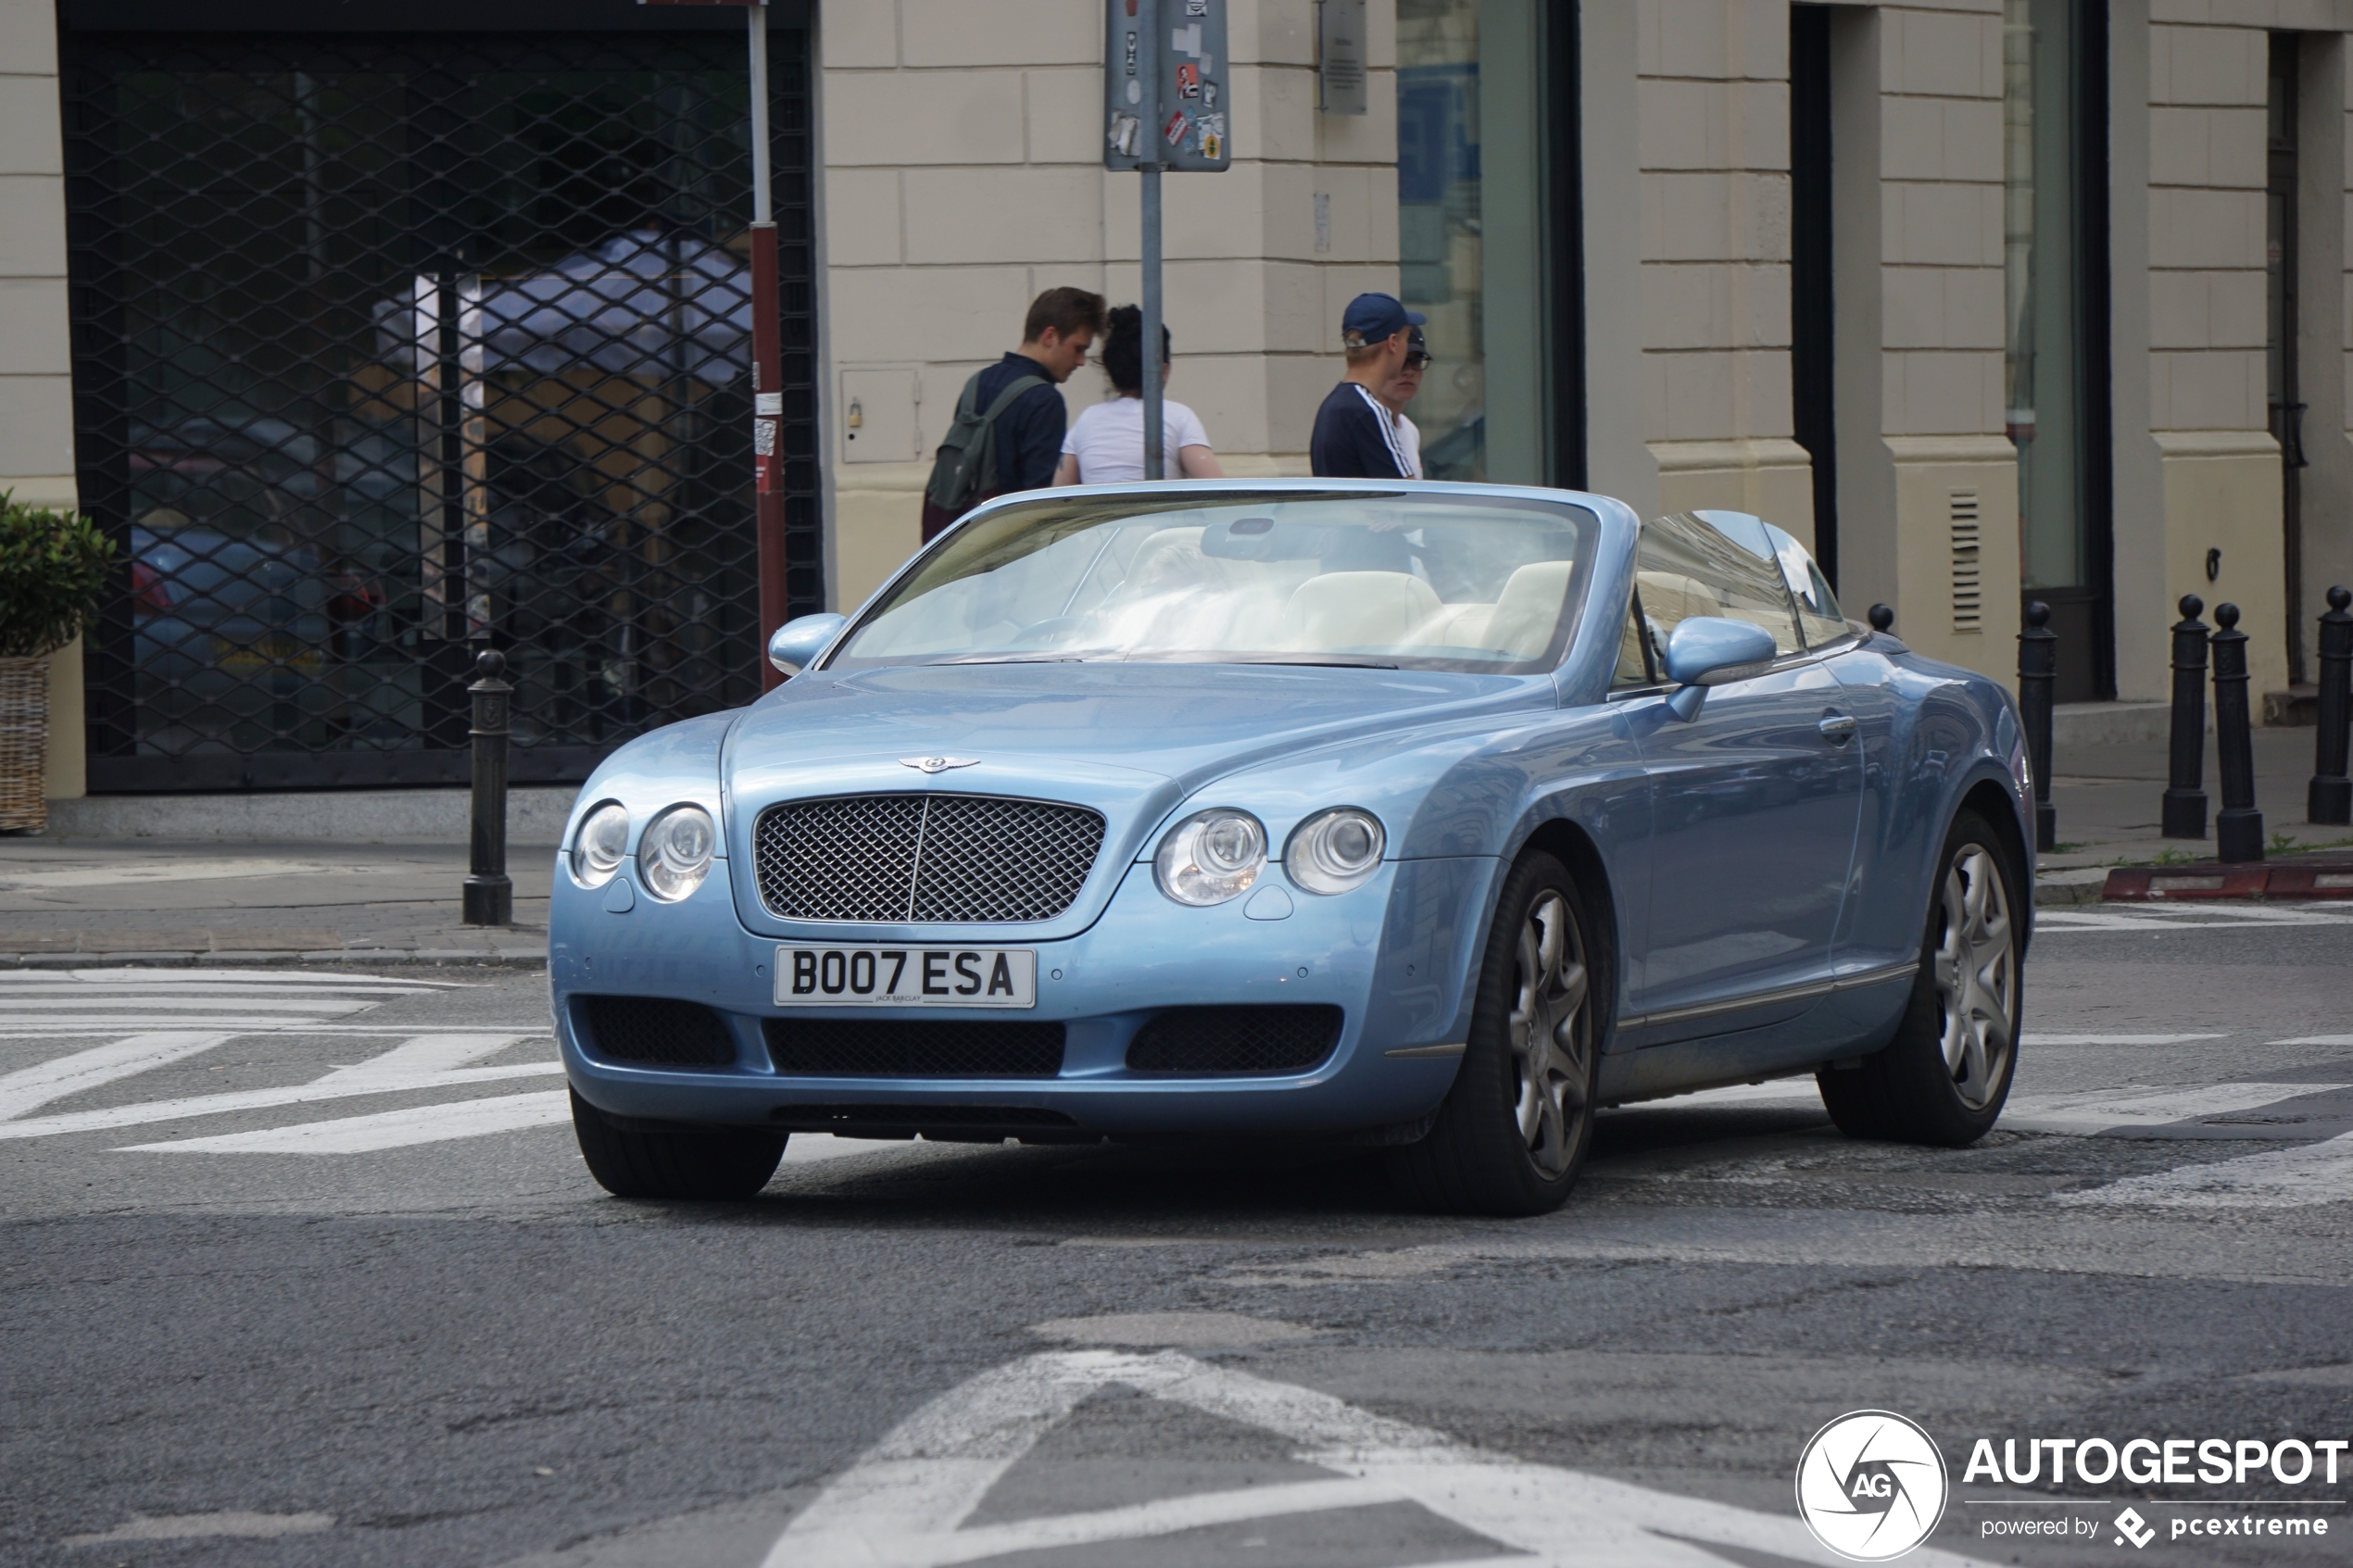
[2018,600,2057,852]
[2313,584,2352,825]
[2161,595,2209,839]
[1868,604,1894,634]
[463,648,513,925]
[2209,603,2264,863]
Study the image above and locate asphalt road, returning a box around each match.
[5,904,2352,1567]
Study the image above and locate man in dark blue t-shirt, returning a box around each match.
[920,287,1105,541]
[1310,293,1424,479]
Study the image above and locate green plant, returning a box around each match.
[0,493,116,659]
[2149,847,2196,866]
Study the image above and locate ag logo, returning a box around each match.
[1794,1410,1949,1561]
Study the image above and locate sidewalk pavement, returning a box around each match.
[1,732,2347,964]
[2034,727,2353,903]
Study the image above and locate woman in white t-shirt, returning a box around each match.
[1052,304,1225,484]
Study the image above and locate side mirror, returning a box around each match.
[767,612,847,677]
[1660,616,1778,721]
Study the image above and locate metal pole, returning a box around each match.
[747,1,789,690]
[2161,594,2209,839]
[1139,0,1164,481]
[2310,583,2352,825]
[463,648,512,926]
[2018,600,2057,853]
[2210,601,2265,862]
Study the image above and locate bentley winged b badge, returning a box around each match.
[899,756,979,775]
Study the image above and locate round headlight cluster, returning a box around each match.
[572,801,630,888]
[1285,808,1385,895]
[1153,809,1266,906]
[638,804,717,901]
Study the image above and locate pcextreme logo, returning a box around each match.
[1795,1410,1951,1561]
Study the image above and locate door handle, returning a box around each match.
[1818,713,1858,745]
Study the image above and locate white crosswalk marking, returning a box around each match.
[2039,902,2353,930]
[0,1032,235,1120]
[120,1090,571,1154]
[0,1057,558,1141]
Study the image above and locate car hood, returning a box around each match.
[719,661,1552,941]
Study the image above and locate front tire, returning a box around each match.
[570,1089,787,1199]
[1818,809,2022,1145]
[1386,852,1602,1216]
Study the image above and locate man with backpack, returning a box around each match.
[921,287,1107,541]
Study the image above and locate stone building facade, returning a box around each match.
[5,0,2348,799]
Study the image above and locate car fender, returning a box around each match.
[561,710,743,859]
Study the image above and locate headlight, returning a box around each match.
[637,803,717,901]
[1154,809,1267,906]
[572,801,630,888]
[1285,807,1386,895]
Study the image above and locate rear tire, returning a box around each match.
[570,1089,787,1199]
[1386,852,1603,1216]
[1817,809,2022,1145]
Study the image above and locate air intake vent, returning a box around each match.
[578,996,737,1069]
[762,1018,1065,1078]
[1949,491,1982,633]
[1126,1005,1344,1075]
[753,794,1105,923]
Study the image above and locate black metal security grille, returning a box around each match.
[754,795,1107,923]
[61,18,819,792]
[1126,1006,1344,1075]
[579,994,737,1069]
[762,1019,1065,1078]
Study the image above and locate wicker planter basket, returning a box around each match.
[0,653,50,833]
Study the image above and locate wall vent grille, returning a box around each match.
[1949,491,1982,633]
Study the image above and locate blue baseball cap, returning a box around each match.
[1340,292,1426,345]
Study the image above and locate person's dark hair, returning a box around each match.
[1099,304,1171,395]
[1023,286,1108,345]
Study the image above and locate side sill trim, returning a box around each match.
[1617,960,1919,1034]
[1383,1042,1467,1060]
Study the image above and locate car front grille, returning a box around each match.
[763,1018,1065,1078]
[578,996,738,1069]
[753,793,1106,922]
[1125,1006,1344,1075]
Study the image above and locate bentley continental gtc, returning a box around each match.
[550,483,2032,1215]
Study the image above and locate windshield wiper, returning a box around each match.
[929,651,1110,665]
[1222,655,1401,670]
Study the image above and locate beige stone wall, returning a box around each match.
[820,0,1400,610]
[0,0,82,797]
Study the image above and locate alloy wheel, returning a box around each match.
[1507,890,1593,1177]
[1932,845,2015,1110]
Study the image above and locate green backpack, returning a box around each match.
[924,370,1049,514]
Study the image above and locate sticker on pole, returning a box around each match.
[1794,1410,1950,1561]
[1103,0,1229,172]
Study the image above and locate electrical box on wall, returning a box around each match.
[839,368,919,463]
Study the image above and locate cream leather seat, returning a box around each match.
[1483,559,1577,657]
[1286,571,1444,651]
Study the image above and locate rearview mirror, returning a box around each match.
[1661,617,1778,721]
[768,612,847,677]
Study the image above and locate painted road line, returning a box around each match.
[761,1348,1996,1568]
[2038,908,2353,931]
[0,969,463,987]
[0,1015,416,1031]
[0,1060,561,1141]
[317,1034,525,1084]
[0,1024,544,1037]
[0,1032,235,1121]
[781,1134,930,1165]
[119,1089,571,1153]
[1999,1083,2353,1135]
[2021,1033,2229,1045]
[2056,1132,2353,1209]
[2273,1035,2353,1046]
[0,997,379,1016]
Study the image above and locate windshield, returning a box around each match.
[829,491,1599,673]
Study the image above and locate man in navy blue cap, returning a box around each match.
[1311,292,1425,478]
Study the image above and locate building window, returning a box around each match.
[1395,0,1578,486]
[2003,0,2111,700]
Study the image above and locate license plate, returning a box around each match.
[773,945,1037,1009]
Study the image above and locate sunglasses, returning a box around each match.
[1403,353,1431,370]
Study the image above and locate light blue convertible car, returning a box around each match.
[552,483,2031,1214]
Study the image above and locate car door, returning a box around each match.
[1616,511,1865,1036]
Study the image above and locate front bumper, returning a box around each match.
[550,850,1496,1136]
